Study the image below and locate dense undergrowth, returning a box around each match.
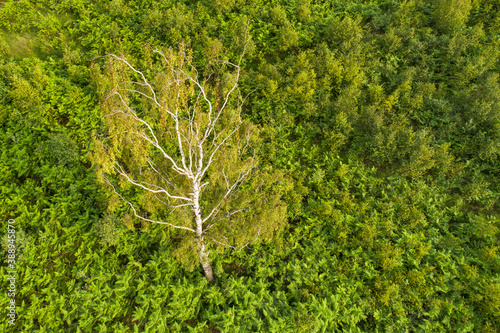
[1,0,499,331]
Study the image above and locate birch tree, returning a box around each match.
[91,44,288,282]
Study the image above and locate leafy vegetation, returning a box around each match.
[0,0,499,331]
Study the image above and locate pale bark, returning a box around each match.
[198,239,214,283]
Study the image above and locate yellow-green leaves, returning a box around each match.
[433,0,472,32]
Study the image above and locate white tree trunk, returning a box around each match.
[193,181,214,282]
[198,240,214,283]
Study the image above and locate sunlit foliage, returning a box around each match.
[0,0,499,331]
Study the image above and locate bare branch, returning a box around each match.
[105,94,188,176]
[204,203,250,232]
[103,176,195,233]
[107,54,161,104]
[114,163,192,202]
[152,47,215,128]
[202,159,256,224]
[200,123,243,180]
[146,159,177,190]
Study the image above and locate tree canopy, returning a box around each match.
[92,44,288,281]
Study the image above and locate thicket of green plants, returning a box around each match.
[1,0,499,331]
